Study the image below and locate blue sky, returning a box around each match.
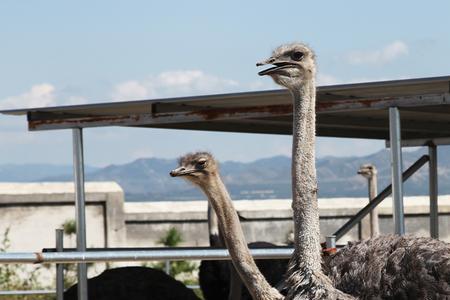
[1,1,449,166]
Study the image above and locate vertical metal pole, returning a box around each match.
[389,107,405,235]
[56,229,64,300]
[326,235,336,249]
[165,260,170,274]
[429,144,439,238]
[72,128,88,300]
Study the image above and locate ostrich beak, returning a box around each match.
[257,57,296,76]
[256,57,275,67]
[170,167,196,177]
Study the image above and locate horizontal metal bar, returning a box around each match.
[317,93,450,113]
[333,154,429,240]
[0,248,294,264]
[0,290,56,296]
[28,104,293,131]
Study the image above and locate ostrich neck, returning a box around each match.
[369,174,377,200]
[290,79,322,273]
[207,203,224,247]
[200,174,283,300]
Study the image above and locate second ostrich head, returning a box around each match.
[358,164,377,179]
[257,42,316,90]
[170,152,218,186]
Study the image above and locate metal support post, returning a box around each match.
[56,229,64,300]
[72,128,88,300]
[389,107,405,235]
[325,236,336,249]
[429,144,439,238]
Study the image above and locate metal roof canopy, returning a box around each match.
[2,75,450,141]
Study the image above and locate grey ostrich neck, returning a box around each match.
[290,79,322,273]
[199,173,283,300]
[207,203,224,247]
[368,171,379,237]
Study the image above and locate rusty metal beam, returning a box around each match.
[26,93,450,131]
[28,104,293,131]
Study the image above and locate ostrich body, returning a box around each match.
[258,43,353,299]
[326,235,450,299]
[64,266,200,300]
[170,152,284,300]
[358,164,379,238]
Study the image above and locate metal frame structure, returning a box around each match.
[2,75,450,299]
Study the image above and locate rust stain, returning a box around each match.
[34,252,44,264]
[318,96,397,111]
[29,114,139,130]
[185,104,293,121]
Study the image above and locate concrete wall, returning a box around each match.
[1,182,450,252]
[0,182,126,251]
[125,196,450,247]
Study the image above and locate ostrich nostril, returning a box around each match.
[170,167,185,177]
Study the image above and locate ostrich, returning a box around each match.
[200,202,289,300]
[170,152,285,299]
[257,43,353,299]
[357,164,379,238]
[258,42,450,299]
[171,152,450,299]
[64,266,200,300]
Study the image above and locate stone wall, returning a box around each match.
[0,182,126,252]
[1,182,450,252]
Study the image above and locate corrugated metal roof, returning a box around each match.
[2,75,450,140]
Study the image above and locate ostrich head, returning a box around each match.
[357,164,377,179]
[170,152,218,186]
[257,42,316,89]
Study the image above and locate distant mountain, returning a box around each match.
[2,147,449,201]
[0,163,99,182]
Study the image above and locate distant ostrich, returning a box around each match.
[357,164,379,238]
[64,266,200,300]
[171,151,450,299]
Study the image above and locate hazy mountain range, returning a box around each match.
[0,147,448,201]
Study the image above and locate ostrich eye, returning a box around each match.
[197,160,207,168]
[291,51,304,61]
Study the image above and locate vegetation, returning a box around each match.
[143,227,202,298]
[0,220,81,299]
[0,224,203,299]
[0,228,53,300]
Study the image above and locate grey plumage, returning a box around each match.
[325,235,450,299]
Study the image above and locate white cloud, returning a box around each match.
[317,73,341,85]
[111,70,239,101]
[346,40,409,65]
[0,84,56,110]
[113,80,151,100]
[0,84,87,110]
